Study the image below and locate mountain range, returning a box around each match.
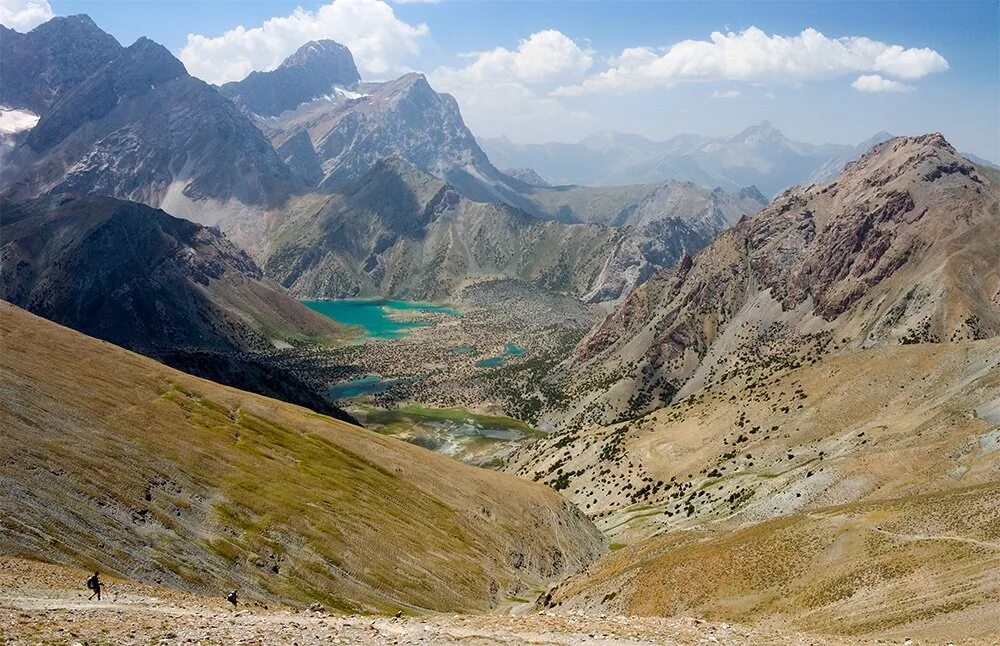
[0,20,763,306]
[481,124,902,197]
[2,12,999,640]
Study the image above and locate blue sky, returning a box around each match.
[18,1,999,159]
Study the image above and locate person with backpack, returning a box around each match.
[86,572,102,601]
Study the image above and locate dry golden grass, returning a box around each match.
[551,483,1000,642]
[0,302,604,614]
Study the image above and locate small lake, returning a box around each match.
[328,375,410,399]
[359,405,545,466]
[303,299,460,340]
[476,343,527,368]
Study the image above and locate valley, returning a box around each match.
[281,285,601,463]
[1,6,998,645]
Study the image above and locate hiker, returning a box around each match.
[86,572,102,601]
[227,590,238,607]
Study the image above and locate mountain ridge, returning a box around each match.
[0,193,356,420]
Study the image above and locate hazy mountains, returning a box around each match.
[482,124,897,197]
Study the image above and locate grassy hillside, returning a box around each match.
[551,483,1000,641]
[506,339,1000,640]
[0,303,604,614]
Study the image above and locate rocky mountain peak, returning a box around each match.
[31,13,98,31]
[121,37,188,80]
[839,133,972,188]
[279,39,357,74]
[729,120,784,144]
[736,185,767,202]
[0,14,122,113]
[503,167,551,187]
[378,72,435,101]
[219,39,359,117]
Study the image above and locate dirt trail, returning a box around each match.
[0,558,872,645]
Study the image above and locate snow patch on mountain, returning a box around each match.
[0,107,39,135]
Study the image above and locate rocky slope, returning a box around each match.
[504,333,1000,639]
[220,40,361,118]
[571,182,767,301]
[262,158,614,300]
[550,479,1000,641]
[0,303,605,613]
[0,19,294,231]
[0,194,353,418]
[550,135,999,425]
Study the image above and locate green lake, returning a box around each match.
[303,298,460,340]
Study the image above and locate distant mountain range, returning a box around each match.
[481,124,903,197]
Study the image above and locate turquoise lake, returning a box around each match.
[476,343,527,368]
[328,375,409,399]
[302,299,460,340]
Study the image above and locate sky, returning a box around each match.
[3,0,998,159]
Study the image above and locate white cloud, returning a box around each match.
[429,30,595,142]
[178,0,428,85]
[711,89,741,99]
[446,30,593,85]
[0,0,53,31]
[852,74,914,93]
[556,27,948,95]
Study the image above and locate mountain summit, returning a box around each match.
[561,134,999,425]
[0,14,121,114]
[220,39,360,117]
[0,17,293,230]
